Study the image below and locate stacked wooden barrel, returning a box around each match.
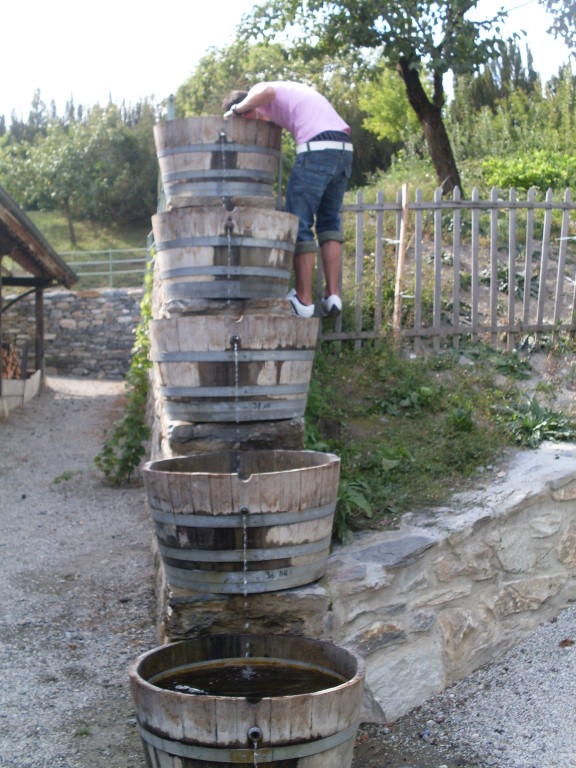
[149,116,319,458]
[134,118,362,768]
[146,115,339,595]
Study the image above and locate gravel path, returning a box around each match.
[1,376,575,768]
[0,377,156,768]
[356,605,576,767]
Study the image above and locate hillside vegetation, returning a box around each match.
[48,187,576,542]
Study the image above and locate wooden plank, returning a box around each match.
[522,188,535,326]
[354,189,364,351]
[553,188,571,331]
[374,188,384,335]
[452,187,461,349]
[507,188,517,351]
[392,184,409,342]
[471,187,480,342]
[433,187,443,353]
[413,187,424,352]
[490,187,499,346]
[536,188,554,335]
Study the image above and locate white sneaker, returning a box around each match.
[322,294,342,318]
[287,289,315,318]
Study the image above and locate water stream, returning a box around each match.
[240,505,251,654]
[225,215,234,302]
[219,130,234,211]
[230,333,241,452]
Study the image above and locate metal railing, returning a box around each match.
[62,248,149,289]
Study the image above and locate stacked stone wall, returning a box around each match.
[2,288,142,379]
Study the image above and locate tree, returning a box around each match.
[446,39,543,161]
[539,0,576,49]
[28,121,89,245]
[0,98,158,244]
[242,0,517,194]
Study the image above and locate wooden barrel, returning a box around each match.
[152,206,298,303]
[142,449,340,593]
[149,314,319,423]
[129,634,365,767]
[154,117,282,209]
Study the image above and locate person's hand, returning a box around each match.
[224,104,243,120]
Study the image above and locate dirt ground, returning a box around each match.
[0,374,481,768]
[0,377,157,768]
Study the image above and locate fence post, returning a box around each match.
[490,187,499,347]
[374,189,384,335]
[433,186,443,353]
[507,188,517,351]
[536,188,554,337]
[392,183,408,343]
[354,189,364,351]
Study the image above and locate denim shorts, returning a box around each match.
[285,149,352,254]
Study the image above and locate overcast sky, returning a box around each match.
[1,0,572,123]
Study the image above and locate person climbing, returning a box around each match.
[223,81,353,318]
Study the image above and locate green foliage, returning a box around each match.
[53,470,74,484]
[0,98,158,244]
[242,1,509,76]
[441,400,474,439]
[482,150,576,192]
[539,0,576,49]
[94,261,153,485]
[494,396,576,448]
[334,479,373,544]
[358,63,423,144]
[303,339,573,542]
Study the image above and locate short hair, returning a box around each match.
[222,90,249,112]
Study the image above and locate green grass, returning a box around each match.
[27,210,151,252]
[304,337,576,541]
[11,210,153,290]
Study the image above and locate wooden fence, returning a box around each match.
[320,185,576,353]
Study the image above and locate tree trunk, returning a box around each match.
[397,57,462,195]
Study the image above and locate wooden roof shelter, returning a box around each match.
[0,182,77,394]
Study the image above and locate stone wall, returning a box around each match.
[155,442,576,724]
[2,288,142,379]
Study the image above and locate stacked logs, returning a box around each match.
[1,343,21,379]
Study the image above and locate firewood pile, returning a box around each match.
[2,343,21,379]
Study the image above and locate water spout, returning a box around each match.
[248,725,262,767]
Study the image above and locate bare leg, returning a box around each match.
[293,251,316,306]
[320,240,341,297]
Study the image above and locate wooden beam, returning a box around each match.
[35,286,44,378]
[2,276,51,288]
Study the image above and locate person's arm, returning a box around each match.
[223,84,276,118]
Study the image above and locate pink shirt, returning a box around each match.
[256,81,350,145]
